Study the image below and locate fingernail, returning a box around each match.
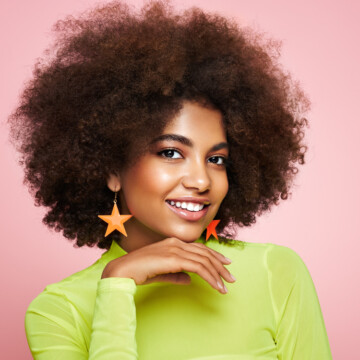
[229,274,236,281]
[223,285,228,293]
[224,257,232,263]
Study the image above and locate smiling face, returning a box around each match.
[107,100,229,251]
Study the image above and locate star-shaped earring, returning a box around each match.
[205,219,220,241]
[98,191,133,237]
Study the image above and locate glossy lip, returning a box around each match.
[165,200,209,222]
[165,197,211,205]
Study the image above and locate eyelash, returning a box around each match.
[157,148,228,167]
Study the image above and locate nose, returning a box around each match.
[181,159,211,192]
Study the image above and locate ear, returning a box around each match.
[106,173,121,192]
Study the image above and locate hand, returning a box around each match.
[101,237,236,294]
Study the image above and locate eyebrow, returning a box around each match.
[150,134,229,152]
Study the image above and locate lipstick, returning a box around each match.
[165,200,209,221]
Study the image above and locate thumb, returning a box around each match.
[144,272,191,285]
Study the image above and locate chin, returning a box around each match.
[166,229,204,243]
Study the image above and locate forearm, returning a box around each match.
[88,277,138,359]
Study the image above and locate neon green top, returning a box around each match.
[25,238,332,359]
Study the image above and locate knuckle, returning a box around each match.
[219,268,227,277]
[167,237,178,246]
[203,257,212,267]
[195,262,205,272]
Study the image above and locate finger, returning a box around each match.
[179,257,227,293]
[168,237,231,264]
[183,243,236,284]
[191,242,232,264]
[174,248,227,293]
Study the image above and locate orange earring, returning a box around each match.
[205,219,220,241]
[98,190,133,237]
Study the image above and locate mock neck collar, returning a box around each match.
[100,240,128,263]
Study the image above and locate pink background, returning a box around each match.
[1,0,358,358]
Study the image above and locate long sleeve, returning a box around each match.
[88,277,138,359]
[266,245,332,359]
[25,277,138,359]
[25,290,88,359]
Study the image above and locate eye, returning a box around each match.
[208,156,228,166]
[158,148,182,159]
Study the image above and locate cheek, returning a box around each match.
[217,173,229,200]
[125,164,177,204]
[225,176,229,193]
[143,166,175,191]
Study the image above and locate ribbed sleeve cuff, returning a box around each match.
[97,277,137,294]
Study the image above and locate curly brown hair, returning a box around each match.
[7,0,310,250]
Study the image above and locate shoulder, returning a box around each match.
[26,256,105,318]
[259,242,316,296]
[264,242,312,281]
[24,266,102,354]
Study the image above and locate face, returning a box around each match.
[109,100,229,245]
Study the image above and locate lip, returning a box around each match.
[165,200,209,222]
[165,197,211,205]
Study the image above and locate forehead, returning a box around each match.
[162,101,226,140]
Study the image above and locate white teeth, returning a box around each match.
[168,200,207,212]
[187,203,194,211]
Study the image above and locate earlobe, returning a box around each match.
[106,173,121,192]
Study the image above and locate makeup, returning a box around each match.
[165,200,209,221]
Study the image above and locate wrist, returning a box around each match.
[101,271,134,280]
[101,262,134,280]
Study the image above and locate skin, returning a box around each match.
[103,100,236,293]
[108,100,229,251]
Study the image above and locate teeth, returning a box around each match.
[167,200,206,212]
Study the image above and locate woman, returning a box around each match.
[8,0,332,358]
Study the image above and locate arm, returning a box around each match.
[25,277,138,359]
[266,245,332,359]
[88,277,138,359]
